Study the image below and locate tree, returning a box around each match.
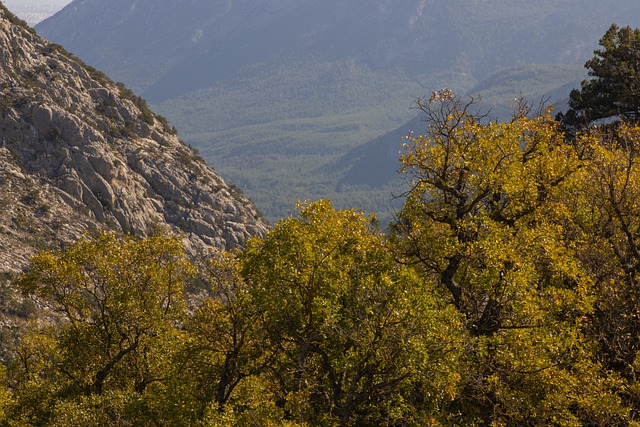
[550,23,640,420]
[168,252,281,425]
[561,24,640,130]
[5,232,195,426]
[563,122,640,420]
[0,365,10,425]
[393,90,625,425]
[239,200,464,426]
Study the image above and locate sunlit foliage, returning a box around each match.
[8,22,640,425]
[4,232,195,426]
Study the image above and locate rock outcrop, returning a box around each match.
[0,4,268,276]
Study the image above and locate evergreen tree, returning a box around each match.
[562,24,640,131]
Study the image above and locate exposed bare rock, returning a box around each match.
[0,5,269,277]
[0,6,270,361]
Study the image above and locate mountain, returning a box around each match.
[0,4,268,275]
[0,4,269,359]
[334,63,588,190]
[35,0,640,221]
[35,0,638,99]
[2,0,69,25]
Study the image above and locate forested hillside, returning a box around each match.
[36,0,640,221]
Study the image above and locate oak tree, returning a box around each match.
[240,200,464,426]
[393,91,622,425]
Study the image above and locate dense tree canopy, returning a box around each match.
[8,24,640,427]
[393,91,633,425]
[5,232,195,426]
[239,200,463,426]
[7,100,640,426]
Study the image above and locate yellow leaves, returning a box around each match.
[17,98,640,424]
[395,93,629,424]
[0,366,9,424]
[238,200,467,423]
[581,125,640,226]
[400,98,579,234]
[7,231,196,422]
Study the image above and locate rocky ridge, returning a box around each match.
[0,5,269,359]
[0,4,268,276]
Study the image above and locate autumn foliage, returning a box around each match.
[8,26,640,426]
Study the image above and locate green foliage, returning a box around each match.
[12,33,640,421]
[563,123,640,418]
[168,252,272,422]
[563,24,640,129]
[5,232,195,425]
[393,90,626,425]
[0,365,10,424]
[240,200,464,426]
[7,114,640,424]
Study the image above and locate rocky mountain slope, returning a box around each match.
[35,1,640,222]
[0,4,268,276]
[0,4,268,360]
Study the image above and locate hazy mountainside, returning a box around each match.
[36,0,640,221]
[35,0,636,98]
[0,4,267,277]
[336,63,588,190]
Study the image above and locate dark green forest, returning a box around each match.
[7,24,640,426]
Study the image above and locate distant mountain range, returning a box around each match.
[35,0,640,222]
[3,1,68,25]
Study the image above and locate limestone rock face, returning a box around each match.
[0,6,268,275]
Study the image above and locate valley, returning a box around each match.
[35,0,640,222]
[5,3,640,425]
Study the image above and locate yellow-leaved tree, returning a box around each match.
[238,200,464,426]
[564,123,640,421]
[4,232,195,426]
[392,91,627,426]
